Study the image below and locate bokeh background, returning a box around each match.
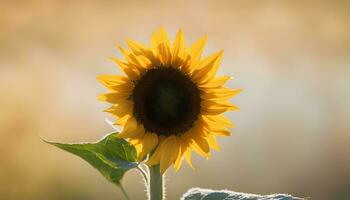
[1,0,349,199]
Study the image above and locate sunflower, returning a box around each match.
[98,28,240,174]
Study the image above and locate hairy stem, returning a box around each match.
[148,165,163,200]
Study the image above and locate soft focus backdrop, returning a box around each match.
[1,0,349,199]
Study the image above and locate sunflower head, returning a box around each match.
[98,28,241,174]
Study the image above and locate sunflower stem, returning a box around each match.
[148,165,163,200]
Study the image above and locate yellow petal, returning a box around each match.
[110,57,140,80]
[202,88,242,100]
[157,27,172,65]
[172,29,186,67]
[183,147,194,169]
[138,55,152,68]
[191,141,210,158]
[192,50,223,83]
[103,82,132,93]
[200,50,224,83]
[100,77,134,92]
[138,133,159,159]
[213,130,231,136]
[206,134,220,151]
[129,136,143,145]
[117,117,137,138]
[202,100,239,111]
[97,92,130,104]
[196,50,223,71]
[203,115,236,128]
[200,119,232,136]
[114,114,131,126]
[184,127,210,158]
[173,136,185,171]
[160,135,179,174]
[117,122,145,139]
[201,101,239,115]
[133,142,143,157]
[126,38,156,61]
[117,45,148,70]
[192,134,210,156]
[151,31,158,57]
[198,76,231,89]
[126,38,148,52]
[201,106,228,115]
[184,35,207,72]
[105,102,133,118]
[97,75,129,88]
[146,136,166,166]
[146,144,162,166]
[173,153,183,172]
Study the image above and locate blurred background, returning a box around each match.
[1,0,349,199]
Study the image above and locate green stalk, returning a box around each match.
[148,165,163,200]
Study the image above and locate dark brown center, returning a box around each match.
[132,67,201,136]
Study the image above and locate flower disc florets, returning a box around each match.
[132,67,200,136]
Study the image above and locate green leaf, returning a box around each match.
[181,188,304,200]
[44,132,138,186]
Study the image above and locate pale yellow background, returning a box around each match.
[1,1,349,199]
